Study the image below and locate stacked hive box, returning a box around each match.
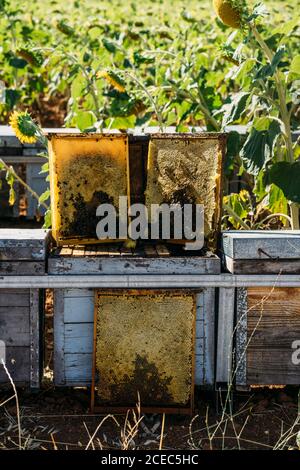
[217,231,300,389]
[0,229,49,387]
[49,245,220,397]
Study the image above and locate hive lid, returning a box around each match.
[222,230,300,260]
[0,229,50,260]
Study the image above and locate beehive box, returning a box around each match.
[145,134,226,249]
[217,231,300,388]
[222,230,300,274]
[0,229,49,387]
[51,244,219,389]
[235,287,300,388]
[48,133,130,245]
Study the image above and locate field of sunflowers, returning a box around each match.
[0,0,300,228]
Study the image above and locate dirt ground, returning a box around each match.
[0,385,299,450]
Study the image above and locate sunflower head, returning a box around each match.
[213,0,248,29]
[9,111,38,144]
[97,70,126,93]
[15,44,43,68]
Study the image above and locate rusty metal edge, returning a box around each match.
[46,131,227,140]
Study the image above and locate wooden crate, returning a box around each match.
[51,244,219,388]
[235,287,300,388]
[217,231,300,388]
[0,229,49,387]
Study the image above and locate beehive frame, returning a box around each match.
[91,289,197,414]
[48,133,130,245]
[145,133,226,249]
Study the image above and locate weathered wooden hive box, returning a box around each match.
[49,244,220,398]
[0,229,49,387]
[220,230,300,389]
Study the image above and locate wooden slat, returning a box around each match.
[0,290,30,307]
[0,261,45,275]
[156,244,170,257]
[108,246,121,256]
[7,273,300,289]
[95,246,111,256]
[202,288,216,386]
[236,288,247,387]
[84,245,98,256]
[64,295,94,323]
[216,288,235,383]
[60,246,73,256]
[120,245,133,256]
[48,256,220,275]
[0,307,30,346]
[65,323,94,354]
[64,353,92,384]
[224,255,300,274]
[0,347,30,384]
[29,289,40,388]
[53,290,65,386]
[144,245,158,257]
[72,245,85,257]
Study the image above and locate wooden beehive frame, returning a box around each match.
[48,133,130,246]
[145,133,226,249]
[91,289,197,415]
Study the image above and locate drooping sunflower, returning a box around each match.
[213,0,247,29]
[9,111,38,144]
[97,70,126,93]
[15,45,43,68]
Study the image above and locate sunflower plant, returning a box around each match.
[3,110,51,227]
[213,0,300,229]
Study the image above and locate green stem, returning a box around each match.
[64,52,102,122]
[250,23,299,229]
[250,24,293,161]
[182,90,220,131]
[0,159,49,210]
[223,203,251,230]
[124,71,164,132]
[197,88,221,131]
[253,213,292,229]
